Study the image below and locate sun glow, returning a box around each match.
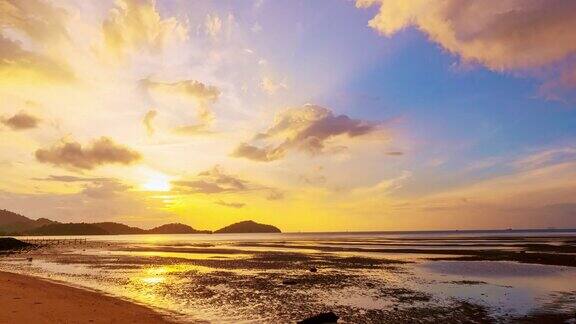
[142,173,171,192]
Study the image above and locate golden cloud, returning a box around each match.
[0,0,74,85]
[101,0,188,60]
[35,137,142,170]
[232,104,385,162]
[142,79,221,134]
[357,0,576,75]
[215,200,246,208]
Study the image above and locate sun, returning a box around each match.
[142,173,171,192]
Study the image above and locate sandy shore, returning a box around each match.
[0,271,173,324]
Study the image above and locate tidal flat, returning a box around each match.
[1,231,576,323]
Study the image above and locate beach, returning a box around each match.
[0,271,171,324]
[1,231,576,323]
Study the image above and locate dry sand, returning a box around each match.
[0,271,173,324]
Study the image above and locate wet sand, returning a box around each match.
[2,231,576,323]
[0,271,172,324]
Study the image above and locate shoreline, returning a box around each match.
[0,271,175,324]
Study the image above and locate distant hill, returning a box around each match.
[0,209,30,225]
[147,223,211,234]
[0,209,280,236]
[215,220,281,234]
[0,210,56,234]
[93,222,145,235]
[29,223,109,236]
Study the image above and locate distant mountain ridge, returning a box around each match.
[29,223,108,236]
[92,222,145,235]
[0,210,57,233]
[0,209,280,236]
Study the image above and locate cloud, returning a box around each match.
[266,190,284,201]
[0,0,69,43]
[0,186,172,225]
[204,14,222,39]
[32,175,113,182]
[300,174,327,185]
[231,143,286,162]
[388,160,576,228]
[352,170,412,196]
[0,1,75,84]
[300,166,327,185]
[82,180,131,199]
[101,0,188,60]
[513,147,576,170]
[385,151,404,156]
[260,77,288,95]
[203,13,235,41]
[356,0,576,85]
[0,34,74,84]
[143,110,157,136]
[142,79,220,133]
[215,200,246,208]
[172,165,248,194]
[172,124,212,136]
[232,104,386,162]
[35,137,142,170]
[172,165,282,200]
[1,111,41,130]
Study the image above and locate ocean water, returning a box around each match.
[1,230,576,323]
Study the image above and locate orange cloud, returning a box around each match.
[35,137,142,170]
[357,0,576,77]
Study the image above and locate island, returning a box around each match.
[147,223,211,234]
[214,220,281,234]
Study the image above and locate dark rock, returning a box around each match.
[309,267,318,273]
[282,279,298,285]
[0,238,31,251]
[297,312,338,324]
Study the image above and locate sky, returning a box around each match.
[1,0,576,231]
